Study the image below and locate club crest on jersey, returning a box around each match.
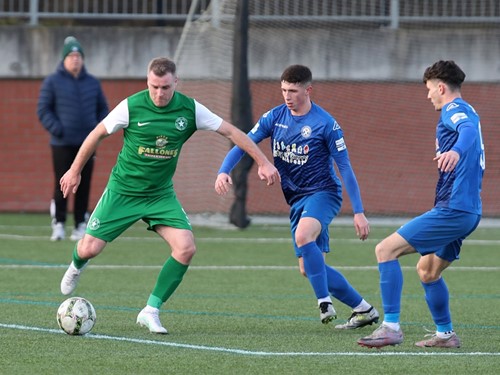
[175,117,188,131]
[301,126,312,138]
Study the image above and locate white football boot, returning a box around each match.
[60,261,87,295]
[136,307,168,334]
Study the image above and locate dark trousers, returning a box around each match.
[51,145,95,226]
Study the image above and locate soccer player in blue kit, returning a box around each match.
[215,64,380,329]
[358,60,485,349]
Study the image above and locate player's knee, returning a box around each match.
[374,242,387,262]
[173,243,196,264]
[294,234,308,248]
[375,240,401,263]
[416,263,440,283]
[78,236,103,259]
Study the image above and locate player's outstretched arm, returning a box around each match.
[60,123,109,198]
[216,120,280,186]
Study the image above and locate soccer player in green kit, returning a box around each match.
[59,57,280,333]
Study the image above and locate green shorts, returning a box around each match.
[86,188,192,242]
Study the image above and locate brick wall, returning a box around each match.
[1,79,498,217]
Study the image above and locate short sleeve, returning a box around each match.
[195,100,223,131]
[102,99,130,134]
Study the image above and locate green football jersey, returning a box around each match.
[103,90,217,196]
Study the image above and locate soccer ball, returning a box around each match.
[57,297,96,335]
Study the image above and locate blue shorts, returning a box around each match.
[397,207,481,262]
[290,191,342,257]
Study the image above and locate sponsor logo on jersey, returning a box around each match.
[445,102,459,112]
[273,139,309,165]
[262,110,271,118]
[301,126,312,138]
[450,112,468,124]
[137,121,151,127]
[332,121,341,131]
[156,136,168,148]
[275,122,288,129]
[335,137,346,151]
[137,135,178,159]
[175,117,188,131]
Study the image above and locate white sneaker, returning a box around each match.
[51,222,65,241]
[60,262,86,295]
[70,222,87,241]
[136,307,168,334]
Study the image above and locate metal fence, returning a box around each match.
[1,0,499,28]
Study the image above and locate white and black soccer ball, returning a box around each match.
[57,297,96,335]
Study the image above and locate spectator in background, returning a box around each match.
[37,36,109,241]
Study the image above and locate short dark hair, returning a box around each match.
[148,57,177,76]
[422,60,466,90]
[281,65,312,85]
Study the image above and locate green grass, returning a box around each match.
[1,213,499,374]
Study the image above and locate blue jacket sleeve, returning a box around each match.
[96,83,109,122]
[451,121,478,156]
[335,151,364,214]
[37,77,64,138]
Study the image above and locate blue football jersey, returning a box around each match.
[434,98,484,214]
[248,102,347,205]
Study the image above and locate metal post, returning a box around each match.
[212,0,220,28]
[29,0,39,26]
[390,0,399,29]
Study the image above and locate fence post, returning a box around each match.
[390,0,399,29]
[29,0,39,26]
[212,0,220,28]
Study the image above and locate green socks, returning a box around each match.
[72,244,88,269]
[147,256,189,309]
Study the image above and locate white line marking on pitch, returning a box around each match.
[1,323,499,357]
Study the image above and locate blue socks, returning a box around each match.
[300,241,364,307]
[422,278,453,332]
[326,265,363,308]
[379,260,453,332]
[299,242,329,299]
[379,259,403,323]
